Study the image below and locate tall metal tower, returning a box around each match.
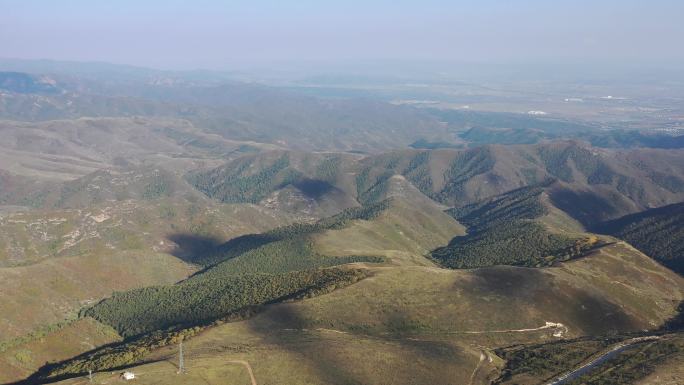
[177,341,185,374]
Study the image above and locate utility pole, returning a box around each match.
[177,341,185,374]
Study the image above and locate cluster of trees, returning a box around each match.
[34,200,391,380]
[34,325,203,379]
[314,155,342,183]
[537,144,619,186]
[354,151,434,204]
[403,151,434,196]
[566,338,684,385]
[141,174,173,199]
[433,187,599,269]
[356,170,392,204]
[449,186,547,232]
[649,171,684,193]
[495,337,620,383]
[83,201,390,337]
[437,147,496,202]
[431,221,594,269]
[188,154,293,203]
[204,237,381,279]
[85,268,368,338]
[186,199,391,268]
[595,202,684,274]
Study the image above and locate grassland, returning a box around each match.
[76,202,391,338]
[17,184,684,385]
[46,239,684,385]
[314,195,465,266]
[0,318,120,384]
[3,142,684,385]
[0,198,295,267]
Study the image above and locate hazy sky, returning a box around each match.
[2,0,683,71]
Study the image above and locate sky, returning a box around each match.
[2,0,683,72]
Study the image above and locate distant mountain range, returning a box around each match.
[0,72,61,94]
[1,67,682,153]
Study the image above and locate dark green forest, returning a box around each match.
[433,187,598,268]
[82,201,390,337]
[594,202,684,274]
[85,268,368,337]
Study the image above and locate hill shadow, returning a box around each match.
[548,189,622,227]
[462,267,640,336]
[166,233,224,265]
[291,179,335,200]
[246,302,468,385]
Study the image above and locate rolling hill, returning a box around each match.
[594,202,684,275]
[12,163,683,384]
[188,142,684,226]
[0,111,681,384]
[0,198,297,383]
[0,117,270,182]
[39,232,684,385]
[0,72,61,94]
[431,187,598,269]
[0,71,452,152]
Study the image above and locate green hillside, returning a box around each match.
[82,202,390,337]
[431,187,600,268]
[84,268,368,338]
[189,143,684,226]
[594,202,684,274]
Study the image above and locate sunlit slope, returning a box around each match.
[191,143,684,225]
[0,199,293,384]
[0,251,193,342]
[0,199,292,337]
[0,117,267,181]
[259,242,683,339]
[314,177,465,265]
[49,240,684,385]
[0,318,119,384]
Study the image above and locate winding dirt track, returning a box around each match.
[467,351,487,385]
[226,360,258,385]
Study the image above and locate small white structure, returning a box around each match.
[121,371,136,381]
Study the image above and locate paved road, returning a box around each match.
[546,336,660,385]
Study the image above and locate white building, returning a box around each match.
[121,371,136,380]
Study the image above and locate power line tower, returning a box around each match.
[177,341,185,374]
[88,369,93,383]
